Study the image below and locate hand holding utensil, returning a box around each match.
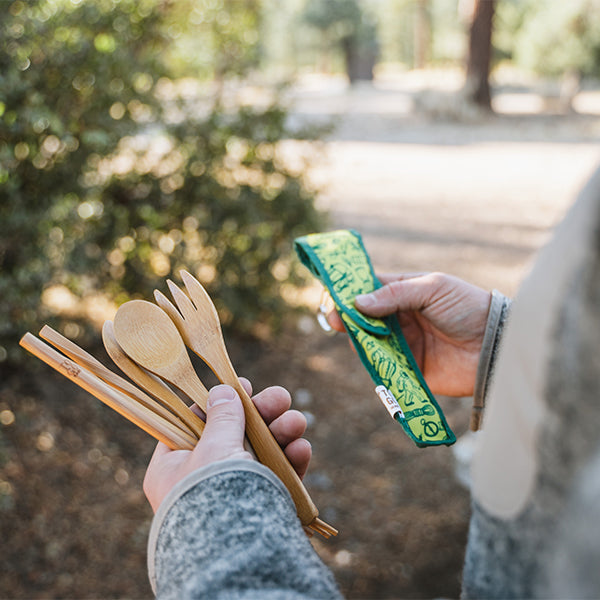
[154,270,337,538]
[20,271,337,538]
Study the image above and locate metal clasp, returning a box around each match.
[316,289,335,335]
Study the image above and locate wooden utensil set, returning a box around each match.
[20,270,337,538]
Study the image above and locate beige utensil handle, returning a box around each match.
[20,333,196,450]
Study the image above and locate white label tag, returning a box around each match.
[375,385,404,419]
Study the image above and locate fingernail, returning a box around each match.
[208,385,237,408]
[355,293,375,308]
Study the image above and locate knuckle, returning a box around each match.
[209,410,240,427]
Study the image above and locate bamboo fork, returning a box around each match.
[155,270,338,538]
[19,333,197,450]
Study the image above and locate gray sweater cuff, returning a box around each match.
[147,459,293,594]
[471,290,512,431]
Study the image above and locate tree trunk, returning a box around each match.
[464,0,495,110]
[414,0,431,69]
[343,36,376,83]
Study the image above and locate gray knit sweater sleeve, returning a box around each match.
[147,459,342,600]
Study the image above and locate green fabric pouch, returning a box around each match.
[294,229,455,448]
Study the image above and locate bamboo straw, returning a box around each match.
[19,333,196,450]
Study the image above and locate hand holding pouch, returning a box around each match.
[295,229,455,448]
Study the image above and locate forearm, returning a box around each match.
[148,459,342,600]
[471,290,512,431]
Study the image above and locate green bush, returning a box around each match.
[0,0,324,363]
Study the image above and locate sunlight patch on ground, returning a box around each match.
[41,285,117,328]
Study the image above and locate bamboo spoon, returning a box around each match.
[19,333,196,450]
[102,320,205,439]
[154,270,337,538]
[112,300,210,413]
[39,324,195,439]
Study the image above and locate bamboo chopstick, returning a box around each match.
[38,325,200,439]
[19,333,197,450]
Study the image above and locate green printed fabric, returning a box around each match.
[295,229,455,448]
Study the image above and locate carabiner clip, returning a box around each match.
[316,289,336,335]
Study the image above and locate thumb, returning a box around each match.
[355,278,433,317]
[193,385,252,464]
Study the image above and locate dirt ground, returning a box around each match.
[2,73,600,599]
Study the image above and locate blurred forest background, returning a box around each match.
[1,0,600,598]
